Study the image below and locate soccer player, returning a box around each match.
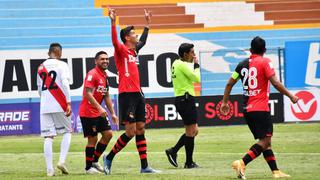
[220,36,299,179]
[103,9,159,174]
[79,51,119,174]
[165,43,201,169]
[37,43,72,176]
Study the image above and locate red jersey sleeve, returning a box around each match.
[84,72,96,88]
[264,59,276,79]
[111,24,124,53]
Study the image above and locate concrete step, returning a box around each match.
[119,14,195,25]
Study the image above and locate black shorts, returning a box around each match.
[80,116,111,137]
[175,94,198,126]
[244,111,273,140]
[119,92,146,125]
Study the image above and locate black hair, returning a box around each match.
[251,36,266,54]
[49,43,62,53]
[178,43,194,58]
[95,51,108,60]
[120,26,134,43]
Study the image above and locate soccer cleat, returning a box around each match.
[57,163,69,175]
[232,160,246,180]
[47,170,55,177]
[140,166,162,174]
[103,155,112,175]
[165,148,178,167]
[184,162,199,169]
[92,162,104,173]
[272,170,291,178]
[86,167,102,174]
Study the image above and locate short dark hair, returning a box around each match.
[178,43,194,58]
[95,51,108,60]
[49,43,62,53]
[251,36,266,54]
[120,26,134,43]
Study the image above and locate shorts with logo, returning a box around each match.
[119,92,146,125]
[175,94,198,126]
[40,112,72,137]
[80,116,111,137]
[244,111,273,140]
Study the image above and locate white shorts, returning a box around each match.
[40,112,72,137]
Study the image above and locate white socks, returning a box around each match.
[59,133,71,164]
[44,133,72,173]
[44,137,53,172]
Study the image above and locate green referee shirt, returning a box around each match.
[171,59,201,97]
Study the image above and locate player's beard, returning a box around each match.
[99,63,108,70]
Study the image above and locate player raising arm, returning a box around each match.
[37,43,72,176]
[220,37,298,179]
[103,9,160,175]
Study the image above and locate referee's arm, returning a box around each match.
[179,63,201,83]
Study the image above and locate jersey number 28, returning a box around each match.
[40,71,58,91]
[241,67,258,89]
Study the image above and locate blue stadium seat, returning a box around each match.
[0,0,114,50]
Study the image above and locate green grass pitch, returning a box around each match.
[0,123,319,180]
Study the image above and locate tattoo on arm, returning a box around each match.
[86,87,94,94]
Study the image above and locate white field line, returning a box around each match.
[0,152,319,156]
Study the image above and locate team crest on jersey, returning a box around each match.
[87,75,93,81]
[269,62,274,69]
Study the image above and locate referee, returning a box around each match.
[165,43,201,169]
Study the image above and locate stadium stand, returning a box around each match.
[0,0,114,50]
[102,4,204,29]
[247,0,320,25]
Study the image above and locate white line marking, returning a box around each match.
[0,152,319,155]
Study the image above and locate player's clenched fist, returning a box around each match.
[220,102,230,116]
[290,95,299,104]
[111,114,119,125]
[109,8,116,22]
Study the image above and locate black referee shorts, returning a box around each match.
[175,94,198,126]
[244,111,273,140]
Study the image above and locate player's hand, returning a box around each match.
[65,103,72,117]
[109,8,116,22]
[144,9,152,25]
[193,56,199,64]
[111,114,119,125]
[220,102,230,115]
[99,107,107,118]
[290,95,299,104]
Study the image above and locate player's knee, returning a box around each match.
[102,131,113,140]
[126,129,136,138]
[259,138,271,150]
[265,141,271,149]
[136,126,145,135]
[186,130,196,137]
[87,136,98,145]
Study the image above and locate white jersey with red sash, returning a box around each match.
[37,59,71,114]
